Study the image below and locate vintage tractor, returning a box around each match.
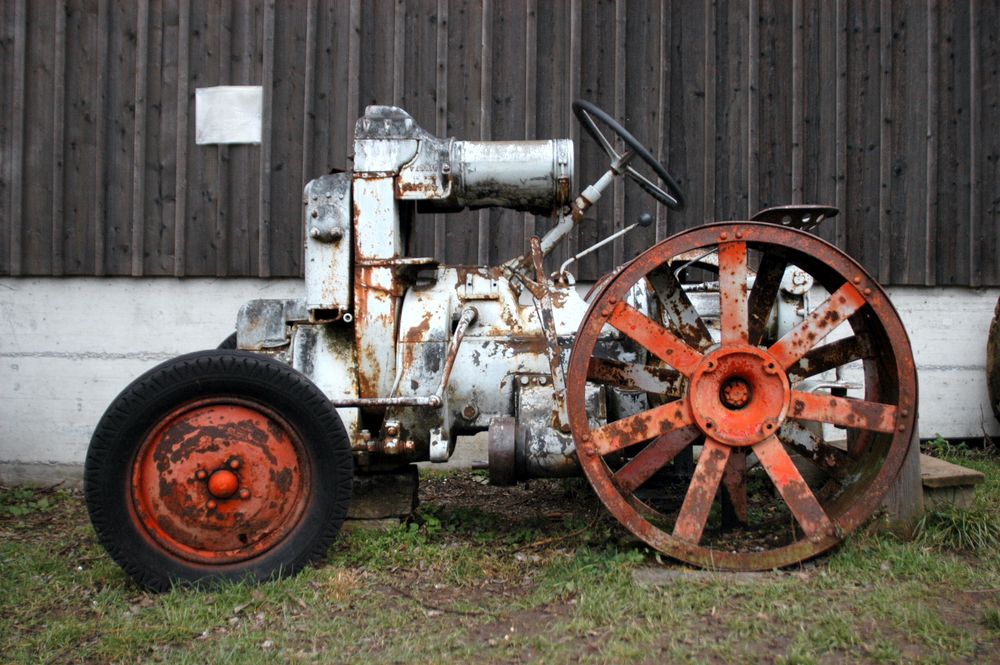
[85,101,917,590]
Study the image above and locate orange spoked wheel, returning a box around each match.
[567,223,917,570]
[85,350,352,590]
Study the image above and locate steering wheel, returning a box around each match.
[572,100,686,211]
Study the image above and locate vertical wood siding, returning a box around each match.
[0,0,996,284]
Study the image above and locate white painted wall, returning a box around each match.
[0,278,997,485]
[0,278,301,485]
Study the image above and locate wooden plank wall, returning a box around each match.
[0,0,996,284]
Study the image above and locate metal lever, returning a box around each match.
[558,212,653,276]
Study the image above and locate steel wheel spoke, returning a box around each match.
[747,253,787,345]
[788,390,898,433]
[769,283,867,369]
[589,397,695,456]
[778,421,852,478]
[673,438,731,543]
[587,356,683,395]
[721,449,748,526]
[753,435,834,541]
[646,266,714,351]
[788,335,873,381]
[613,425,701,494]
[607,302,703,376]
[718,242,749,345]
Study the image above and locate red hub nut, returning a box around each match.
[207,469,239,499]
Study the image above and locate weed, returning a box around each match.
[0,486,63,517]
[915,505,1000,553]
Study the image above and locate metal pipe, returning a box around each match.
[432,306,478,404]
[559,221,640,275]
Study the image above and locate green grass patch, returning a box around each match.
[2,460,999,663]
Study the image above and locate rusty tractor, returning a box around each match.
[85,101,917,590]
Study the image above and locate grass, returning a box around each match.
[1,452,999,664]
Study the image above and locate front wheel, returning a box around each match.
[85,350,352,590]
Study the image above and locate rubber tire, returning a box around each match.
[217,332,238,350]
[85,350,353,591]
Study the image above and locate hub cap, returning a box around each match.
[130,398,310,564]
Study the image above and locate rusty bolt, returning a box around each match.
[581,433,591,442]
[719,232,729,241]
[309,227,321,239]
[462,404,479,420]
[704,419,715,430]
[853,275,862,284]
[763,361,778,375]
[330,228,344,241]
[239,488,251,500]
[901,408,909,417]
[601,308,611,317]
[735,231,743,239]
[864,288,872,296]
[207,500,218,510]
[608,296,617,305]
[196,469,207,480]
[898,425,905,432]
[585,447,596,457]
[705,360,716,372]
[229,459,241,470]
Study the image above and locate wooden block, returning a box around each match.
[920,454,986,489]
[346,465,418,520]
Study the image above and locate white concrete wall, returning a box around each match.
[0,278,997,485]
[0,278,301,485]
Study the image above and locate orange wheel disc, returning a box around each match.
[130,397,311,565]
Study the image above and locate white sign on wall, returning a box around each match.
[195,86,263,145]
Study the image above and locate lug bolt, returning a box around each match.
[207,500,218,510]
[239,488,251,500]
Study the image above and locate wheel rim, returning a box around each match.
[567,223,917,570]
[130,397,311,565]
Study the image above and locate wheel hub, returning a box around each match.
[130,398,310,565]
[689,346,790,447]
[720,377,752,409]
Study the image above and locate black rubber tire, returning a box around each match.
[85,350,353,591]
[217,332,238,350]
